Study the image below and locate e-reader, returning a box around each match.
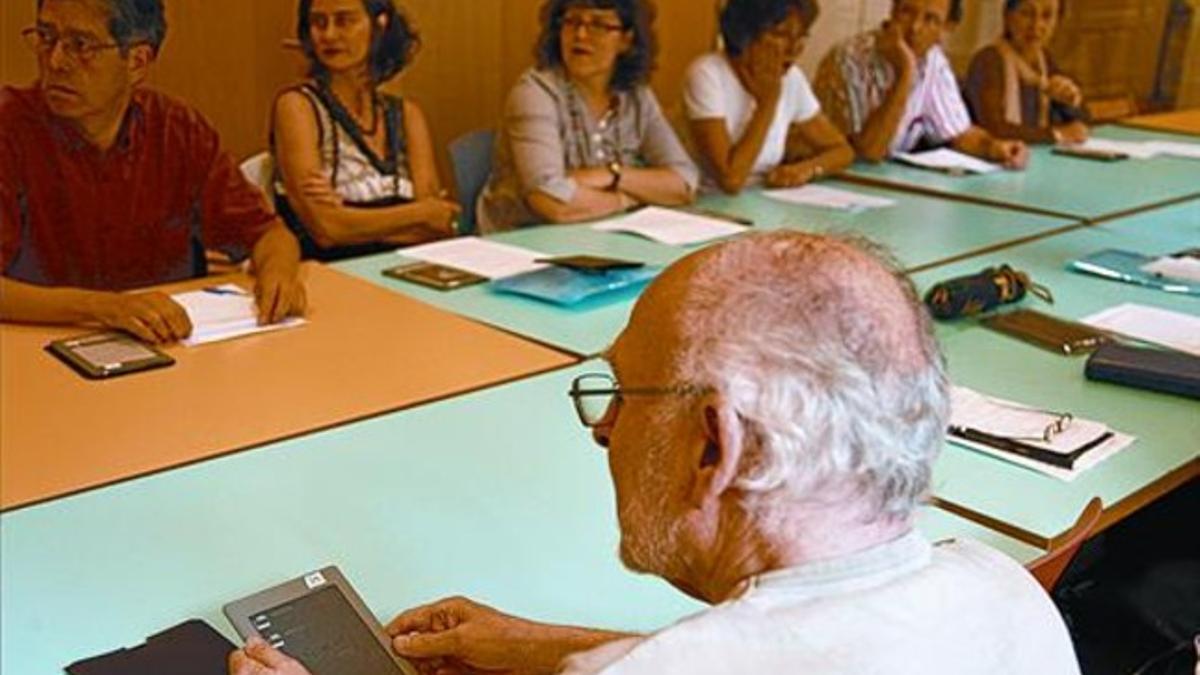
[224,566,417,675]
[1051,146,1129,162]
[535,255,646,273]
[982,309,1109,355]
[66,619,235,675]
[46,332,175,380]
[383,262,487,290]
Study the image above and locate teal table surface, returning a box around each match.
[915,200,1200,543]
[337,183,1074,357]
[1,362,1038,675]
[846,126,1200,221]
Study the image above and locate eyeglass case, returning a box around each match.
[1085,343,1200,400]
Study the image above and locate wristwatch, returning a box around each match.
[607,160,623,191]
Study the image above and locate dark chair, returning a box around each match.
[448,129,496,236]
[1027,497,1103,592]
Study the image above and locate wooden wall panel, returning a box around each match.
[385,0,505,181]
[1,2,38,86]
[3,0,1196,182]
[1051,0,1171,104]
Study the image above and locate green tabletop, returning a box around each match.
[337,183,1073,357]
[1,361,1039,675]
[846,126,1200,221]
[914,199,1200,544]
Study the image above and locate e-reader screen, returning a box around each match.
[73,340,160,366]
[253,586,404,675]
[46,332,175,379]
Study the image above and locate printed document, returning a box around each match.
[1082,303,1200,357]
[894,148,1001,174]
[762,184,896,211]
[398,237,548,279]
[592,206,747,246]
[172,284,306,347]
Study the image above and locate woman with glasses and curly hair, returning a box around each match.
[271,0,459,262]
[685,0,853,195]
[477,0,699,233]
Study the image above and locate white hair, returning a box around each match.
[672,231,949,520]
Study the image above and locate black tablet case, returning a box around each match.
[1085,344,1200,400]
[66,620,235,675]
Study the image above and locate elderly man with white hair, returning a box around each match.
[230,231,1080,675]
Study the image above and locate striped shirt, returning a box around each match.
[815,31,972,155]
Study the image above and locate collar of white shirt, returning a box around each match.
[733,529,934,604]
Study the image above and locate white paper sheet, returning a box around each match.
[1141,256,1200,283]
[172,284,306,347]
[591,206,747,246]
[1144,140,1200,160]
[947,386,1135,481]
[1082,303,1200,357]
[894,148,1002,175]
[1071,138,1161,160]
[762,184,897,211]
[398,237,548,279]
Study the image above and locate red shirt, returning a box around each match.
[0,85,275,290]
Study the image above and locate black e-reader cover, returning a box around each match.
[65,619,235,675]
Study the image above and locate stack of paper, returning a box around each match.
[1065,138,1200,161]
[398,237,548,279]
[591,206,748,246]
[1145,140,1200,160]
[894,149,1002,175]
[1081,303,1200,357]
[762,184,897,211]
[948,386,1134,481]
[172,284,307,347]
[1068,138,1161,160]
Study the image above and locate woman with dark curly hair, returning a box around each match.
[477,0,699,233]
[271,0,459,261]
[685,0,852,194]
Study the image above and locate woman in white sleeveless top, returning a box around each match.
[684,0,853,194]
[272,0,459,261]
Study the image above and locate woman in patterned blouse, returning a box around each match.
[272,0,460,261]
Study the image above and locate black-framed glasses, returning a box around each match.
[560,16,626,36]
[22,25,122,65]
[567,373,705,428]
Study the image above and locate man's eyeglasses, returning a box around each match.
[568,373,705,428]
[560,16,626,37]
[22,26,123,65]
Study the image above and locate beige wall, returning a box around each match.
[2,0,1197,178]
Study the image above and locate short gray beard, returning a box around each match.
[616,425,686,578]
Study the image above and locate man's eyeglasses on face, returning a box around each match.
[567,373,705,428]
[22,25,123,65]
[560,15,626,37]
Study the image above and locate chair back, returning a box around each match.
[240,152,275,199]
[448,130,495,235]
[1027,497,1103,592]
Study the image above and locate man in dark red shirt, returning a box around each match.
[0,0,305,343]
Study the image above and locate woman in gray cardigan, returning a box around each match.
[477,0,699,233]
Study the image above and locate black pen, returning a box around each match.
[688,207,754,227]
[948,426,1114,470]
